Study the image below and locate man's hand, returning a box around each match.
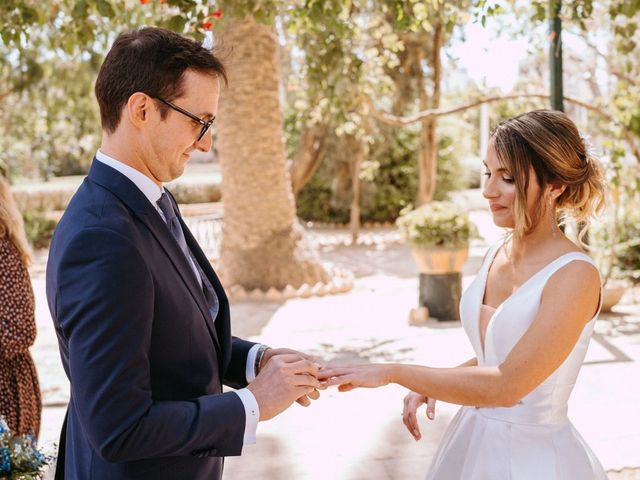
[247,353,321,421]
[259,347,324,406]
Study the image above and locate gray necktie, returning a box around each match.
[157,192,189,257]
[157,192,219,321]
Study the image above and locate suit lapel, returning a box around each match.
[87,160,220,352]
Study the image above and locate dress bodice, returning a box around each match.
[459,241,601,425]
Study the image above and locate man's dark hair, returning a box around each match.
[95,27,227,133]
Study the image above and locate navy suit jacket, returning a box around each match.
[46,159,256,479]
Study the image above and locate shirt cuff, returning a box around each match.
[234,388,259,445]
[245,343,263,383]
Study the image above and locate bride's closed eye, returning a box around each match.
[483,171,515,183]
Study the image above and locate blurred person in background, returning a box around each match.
[0,175,42,437]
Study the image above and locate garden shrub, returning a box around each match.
[22,211,57,249]
[296,127,470,224]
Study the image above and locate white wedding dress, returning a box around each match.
[425,242,608,479]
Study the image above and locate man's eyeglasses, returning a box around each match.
[155,97,215,142]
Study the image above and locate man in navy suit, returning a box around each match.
[46,27,321,480]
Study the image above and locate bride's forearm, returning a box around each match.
[387,364,513,408]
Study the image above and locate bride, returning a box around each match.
[320,110,608,479]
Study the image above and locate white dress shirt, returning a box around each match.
[95,150,260,444]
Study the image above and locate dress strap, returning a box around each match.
[546,251,598,272]
[481,239,505,271]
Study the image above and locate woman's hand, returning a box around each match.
[402,391,436,441]
[319,364,393,392]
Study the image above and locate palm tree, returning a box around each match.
[216,16,329,290]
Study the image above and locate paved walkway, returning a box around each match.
[31,210,640,479]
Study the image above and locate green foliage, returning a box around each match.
[359,129,418,222]
[591,204,640,286]
[613,210,640,285]
[433,134,468,201]
[473,1,504,27]
[296,127,470,223]
[529,0,594,27]
[589,153,640,285]
[22,211,57,249]
[385,0,472,34]
[0,54,102,179]
[396,200,477,248]
[216,0,280,24]
[297,170,349,224]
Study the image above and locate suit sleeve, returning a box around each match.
[54,227,245,462]
[223,337,255,389]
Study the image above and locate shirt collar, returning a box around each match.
[95,150,164,206]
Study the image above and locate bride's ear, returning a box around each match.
[546,183,566,202]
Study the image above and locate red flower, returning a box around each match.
[139,0,150,4]
[212,9,223,19]
[202,21,213,30]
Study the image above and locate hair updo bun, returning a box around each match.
[491,109,606,240]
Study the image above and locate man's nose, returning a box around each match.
[195,132,213,153]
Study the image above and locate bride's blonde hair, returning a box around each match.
[0,176,32,265]
[491,109,606,243]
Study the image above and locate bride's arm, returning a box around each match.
[323,261,600,408]
[402,356,478,439]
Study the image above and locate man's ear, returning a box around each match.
[127,92,151,129]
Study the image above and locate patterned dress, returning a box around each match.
[0,235,41,437]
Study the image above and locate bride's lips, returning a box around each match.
[490,203,507,212]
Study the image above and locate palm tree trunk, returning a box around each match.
[216,16,328,290]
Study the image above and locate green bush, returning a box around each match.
[396,200,477,248]
[612,211,640,284]
[296,171,350,224]
[296,127,471,224]
[359,128,418,222]
[22,211,57,249]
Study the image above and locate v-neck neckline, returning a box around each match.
[477,242,583,359]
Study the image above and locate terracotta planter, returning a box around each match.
[601,284,627,312]
[410,246,469,275]
[412,245,469,321]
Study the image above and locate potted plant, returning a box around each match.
[397,201,477,321]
